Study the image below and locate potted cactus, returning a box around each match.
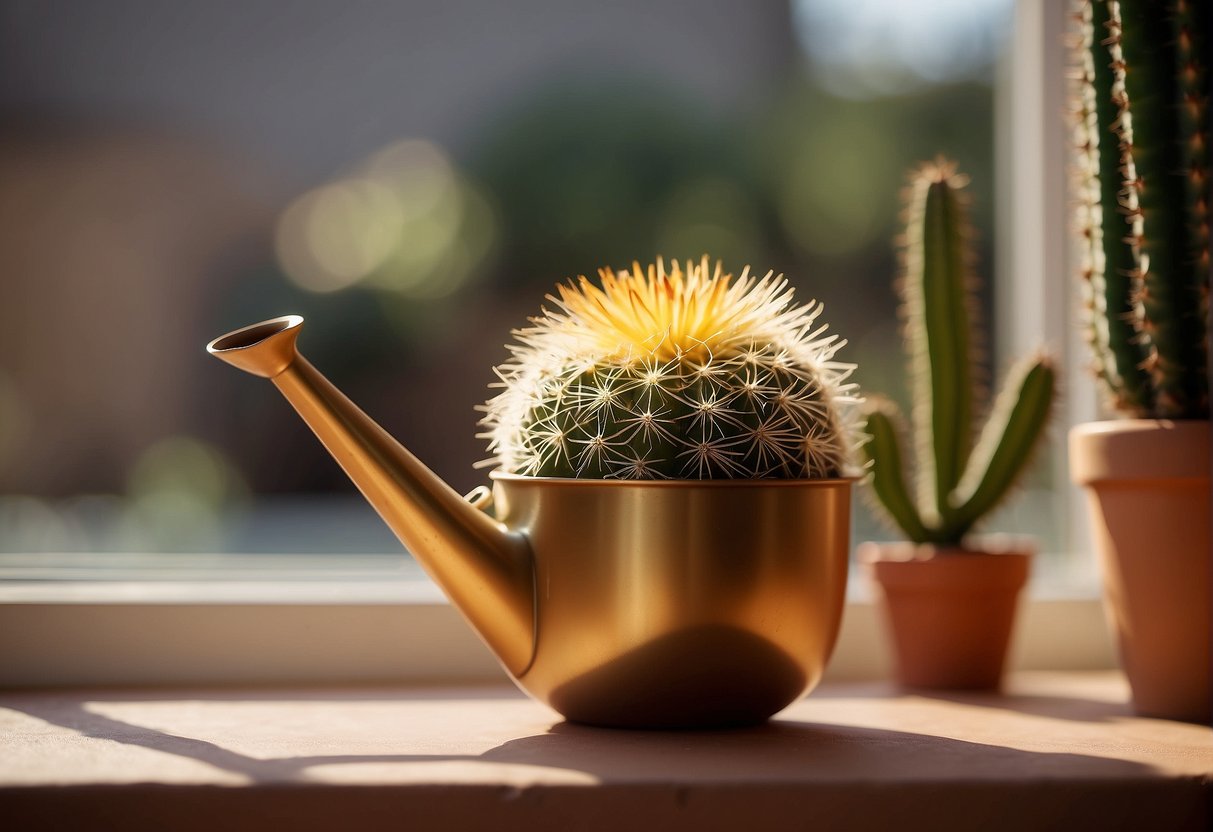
[859,161,1057,690]
[1069,0,1210,722]
[481,257,856,480]
[474,256,861,725]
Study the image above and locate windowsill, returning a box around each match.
[0,577,1116,688]
[3,672,1210,831]
[0,571,1102,604]
[0,578,447,604]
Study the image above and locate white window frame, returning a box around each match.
[0,0,1113,689]
[996,0,1099,570]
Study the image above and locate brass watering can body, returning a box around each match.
[208,316,852,728]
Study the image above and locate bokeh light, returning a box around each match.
[276,179,405,293]
[793,0,1012,98]
[275,139,497,300]
[123,436,247,552]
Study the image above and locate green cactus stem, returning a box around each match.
[862,162,1058,546]
[1073,0,1210,419]
[904,165,977,526]
[1075,0,1154,413]
[482,258,859,479]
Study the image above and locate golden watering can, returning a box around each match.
[208,315,852,728]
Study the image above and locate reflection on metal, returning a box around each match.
[208,316,853,728]
[491,472,853,728]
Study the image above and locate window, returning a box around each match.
[0,0,1110,686]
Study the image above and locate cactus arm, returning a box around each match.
[1079,0,1154,412]
[1116,0,1209,417]
[861,404,930,544]
[906,171,974,522]
[947,357,1057,540]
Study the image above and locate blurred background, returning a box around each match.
[1,0,1043,570]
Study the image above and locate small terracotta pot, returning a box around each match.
[1070,419,1211,723]
[861,541,1032,690]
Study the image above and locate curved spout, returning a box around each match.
[207,316,536,676]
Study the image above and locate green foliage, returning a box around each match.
[468,82,767,288]
[1073,0,1210,419]
[862,163,1057,545]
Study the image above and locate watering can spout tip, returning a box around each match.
[207,315,305,378]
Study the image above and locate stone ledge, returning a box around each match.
[2,672,1209,831]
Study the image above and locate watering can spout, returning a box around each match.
[207,316,536,676]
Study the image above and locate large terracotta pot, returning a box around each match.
[861,542,1032,690]
[1070,419,1212,723]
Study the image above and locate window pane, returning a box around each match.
[0,1,1056,568]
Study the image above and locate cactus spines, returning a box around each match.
[1073,0,1153,412]
[481,257,858,480]
[1072,0,1211,419]
[862,162,1058,546]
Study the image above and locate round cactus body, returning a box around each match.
[481,258,857,479]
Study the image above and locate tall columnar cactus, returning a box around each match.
[862,162,1057,545]
[1072,0,1210,419]
[481,257,858,479]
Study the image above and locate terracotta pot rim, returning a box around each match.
[1069,417,1209,435]
[857,538,1036,564]
[864,550,1031,594]
[1069,419,1211,485]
